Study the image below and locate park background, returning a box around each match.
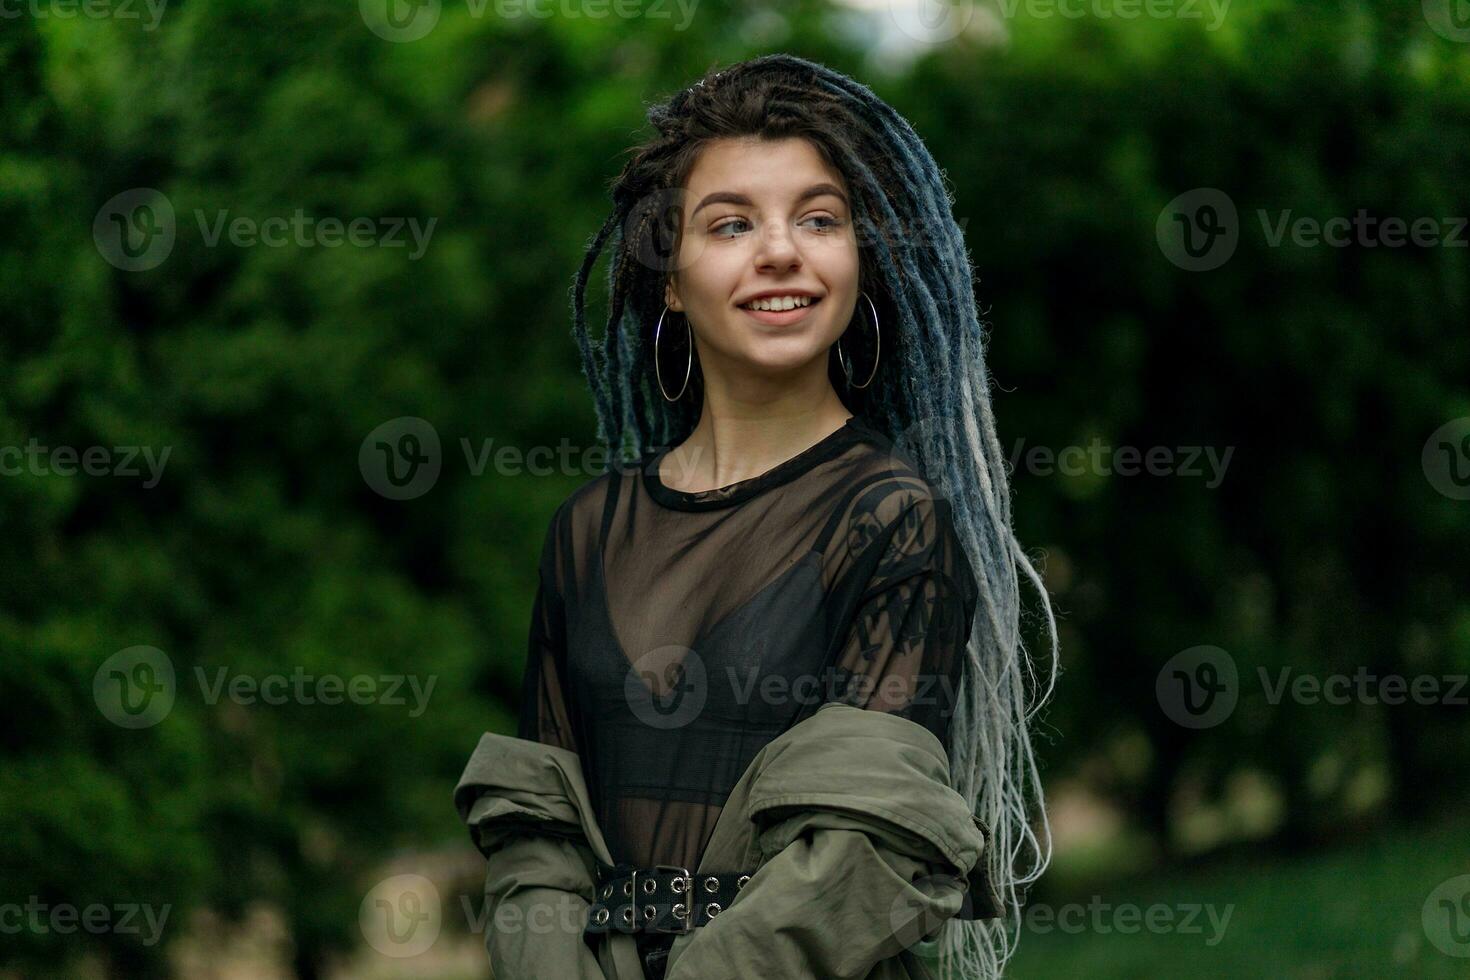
[3,0,1469,976]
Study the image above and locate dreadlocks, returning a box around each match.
[569,52,1059,980]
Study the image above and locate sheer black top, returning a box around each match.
[517,414,980,875]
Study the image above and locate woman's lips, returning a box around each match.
[737,297,822,326]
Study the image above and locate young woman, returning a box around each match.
[472,53,1058,980]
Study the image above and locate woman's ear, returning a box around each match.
[665,277,682,313]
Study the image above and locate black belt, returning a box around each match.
[583,862,752,937]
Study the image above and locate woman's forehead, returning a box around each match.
[684,137,848,198]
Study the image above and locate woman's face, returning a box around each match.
[664,136,859,390]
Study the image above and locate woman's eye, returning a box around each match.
[711,217,751,237]
[711,215,843,237]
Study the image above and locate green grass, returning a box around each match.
[983,810,1469,979]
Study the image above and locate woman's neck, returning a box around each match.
[659,390,853,494]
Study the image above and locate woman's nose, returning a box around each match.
[754,222,801,270]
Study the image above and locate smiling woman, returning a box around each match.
[677,169,849,333]
[454,53,1058,980]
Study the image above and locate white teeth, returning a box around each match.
[741,295,814,311]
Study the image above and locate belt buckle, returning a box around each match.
[651,864,692,933]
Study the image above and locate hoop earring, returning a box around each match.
[654,304,693,402]
[836,292,881,390]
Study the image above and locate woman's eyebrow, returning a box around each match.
[691,182,849,216]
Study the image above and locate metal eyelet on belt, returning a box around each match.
[736,875,750,889]
[671,876,686,891]
[703,876,719,892]
[672,902,687,918]
[706,903,722,918]
[602,884,613,899]
[621,907,634,925]
[643,905,656,920]
[623,881,633,896]
[643,878,657,894]
[593,907,609,925]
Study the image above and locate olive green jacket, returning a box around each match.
[453,701,998,980]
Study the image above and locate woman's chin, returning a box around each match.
[733,345,834,381]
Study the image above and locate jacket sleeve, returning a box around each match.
[452,502,610,979]
[663,706,990,980]
[454,736,611,980]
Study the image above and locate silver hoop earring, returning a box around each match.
[655,304,693,402]
[836,292,881,390]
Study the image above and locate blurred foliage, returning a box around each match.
[0,0,1466,976]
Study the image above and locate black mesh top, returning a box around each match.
[517,413,980,878]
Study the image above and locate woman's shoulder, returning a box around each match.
[834,417,960,530]
[824,418,977,593]
[539,445,649,541]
